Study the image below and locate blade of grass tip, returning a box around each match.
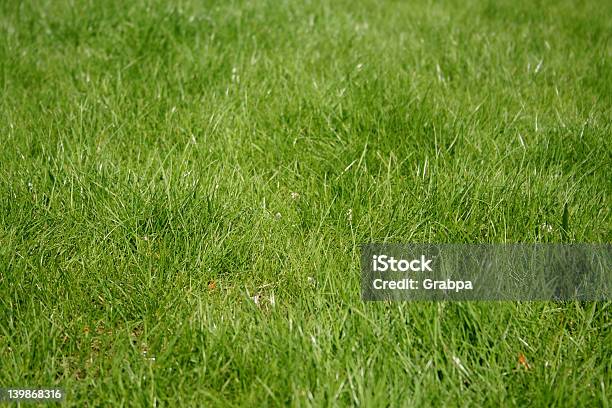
[255,377,280,405]
[561,202,569,241]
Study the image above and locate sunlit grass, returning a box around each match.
[1,0,610,406]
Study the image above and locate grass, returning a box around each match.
[1,0,611,405]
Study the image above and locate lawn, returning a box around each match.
[1,0,611,406]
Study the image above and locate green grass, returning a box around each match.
[1,0,611,406]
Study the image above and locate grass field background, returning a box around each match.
[1,0,611,406]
